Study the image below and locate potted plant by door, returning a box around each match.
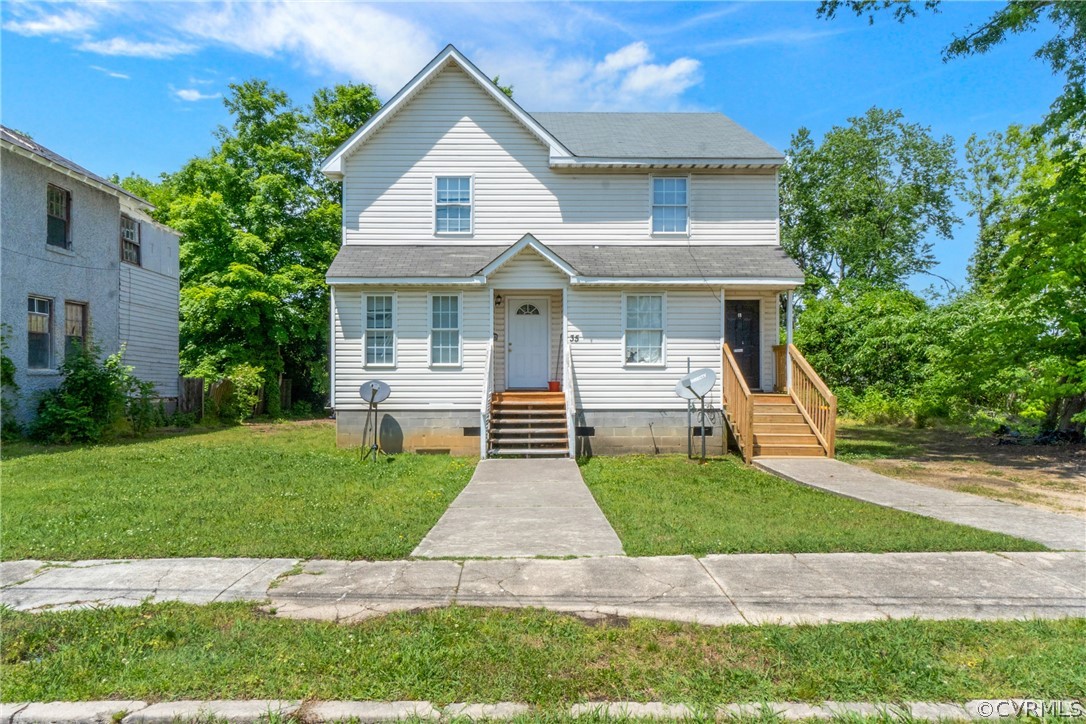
[549,336,562,391]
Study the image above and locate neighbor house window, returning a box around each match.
[47,184,71,248]
[364,294,395,366]
[121,215,141,265]
[27,296,53,369]
[651,177,687,234]
[624,294,665,366]
[435,176,472,234]
[430,294,461,366]
[64,302,88,359]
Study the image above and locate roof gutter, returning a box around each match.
[2,140,154,209]
[550,156,785,170]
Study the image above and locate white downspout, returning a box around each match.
[329,285,336,412]
[785,290,794,390]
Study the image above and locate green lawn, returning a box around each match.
[0,422,474,561]
[579,455,1044,555]
[2,603,1082,706]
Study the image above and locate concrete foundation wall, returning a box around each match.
[575,408,726,456]
[337,407,727,458]
[337,408,481,456]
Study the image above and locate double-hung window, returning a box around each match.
[121,215,141,265]
[435,176,472,234]
[430,295,461,366]
[27,296,53,369]
[364,294,395,366]
[651,177,688,234]
[65,301,88,359]
[624,294,665,366]
[47,184,71,248]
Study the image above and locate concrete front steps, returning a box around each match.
[752,393,826,458]
[488,392,568,457]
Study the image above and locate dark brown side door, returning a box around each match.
[725,300,761,390]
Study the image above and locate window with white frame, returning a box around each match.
[651,177,688,234]
[435,176,472,234]
[624,294,664,365]
[27,296,53,369]
[364,295,395,366]
[47,184,71,248]
[430,295,461,366]
[64,301,88,359]
[121,215,141,266]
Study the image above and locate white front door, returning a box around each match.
[506,297,549,389]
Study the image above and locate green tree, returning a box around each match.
[145,80,380,412]
[780,107,961,294]
[816,1,1086,130]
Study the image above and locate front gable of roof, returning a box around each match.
[476,234,577,279]
[321,45,572,179]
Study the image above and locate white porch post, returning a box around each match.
[329,286,336,411]
[785,290,794,390]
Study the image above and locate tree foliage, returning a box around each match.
[132,80,380,412]
[780,107,961,294]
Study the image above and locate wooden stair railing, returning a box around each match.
[786,343,837,457]
[479,338,494,459]
[772,345,787,393]
[722,343,755,463]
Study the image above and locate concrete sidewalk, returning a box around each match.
[412,459,624,558]
[756,457,1086,551]
[4,552,1083,625]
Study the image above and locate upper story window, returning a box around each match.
[435,176,472,234]
[121,215,141,266]
[651,177,688,234]
[47,184,71,249]
[28,296,53,369]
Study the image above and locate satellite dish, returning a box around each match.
[678,368,716,400]
[360,380,391,404]
[675,381,699,400]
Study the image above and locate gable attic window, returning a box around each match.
[47,184,71,248]
[121,215,141,265]
[435,176,472,234]
[651,177,688,234]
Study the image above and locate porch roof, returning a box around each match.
[327,243,803,286]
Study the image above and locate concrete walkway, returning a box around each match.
[4,698,1077,722]
[4,552,1083,625]
[411,459,624,558]
[756,457,1086,551]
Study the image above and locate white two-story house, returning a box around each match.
[1,126,181,424]
[322,46,836,460]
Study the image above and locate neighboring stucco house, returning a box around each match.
[323,46,836,460]
[1,126,180,423]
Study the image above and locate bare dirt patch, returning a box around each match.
[839,424,1086,518]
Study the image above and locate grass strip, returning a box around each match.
[579,455,1044,555]
[2,603,1082,706]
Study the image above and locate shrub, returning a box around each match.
[202,363,264,423]
[1,324,20,440]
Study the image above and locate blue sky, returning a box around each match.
[1,1,1063,291]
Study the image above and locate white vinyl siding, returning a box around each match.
[568,287,723,411]
[342,65,779,247]
[430,294,462,366]
[119,257,180,397]
[651,177,688,234]
[333,287,488,411]
[624,293,665,366]
[364,294,395,367]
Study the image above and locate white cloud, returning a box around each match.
[3,5,98,36]
[79,37,196,59]
[621,57,702,97]
[173,88,221,102]
[90,65,129,79]
[178,2,436,95]
[696,28,846,53]
[596,42,652,76]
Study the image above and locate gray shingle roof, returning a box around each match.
[327,244,802,282]
[0,125,149,205]
[530,112,784,160]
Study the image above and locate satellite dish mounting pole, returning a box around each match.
[686,358,692,460]
[362,385,380,462]
[358,380,391,463]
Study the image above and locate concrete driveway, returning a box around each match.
[411,459,624,558]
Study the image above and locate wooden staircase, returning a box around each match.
[752,394,826,457]
[488,392,569,457]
